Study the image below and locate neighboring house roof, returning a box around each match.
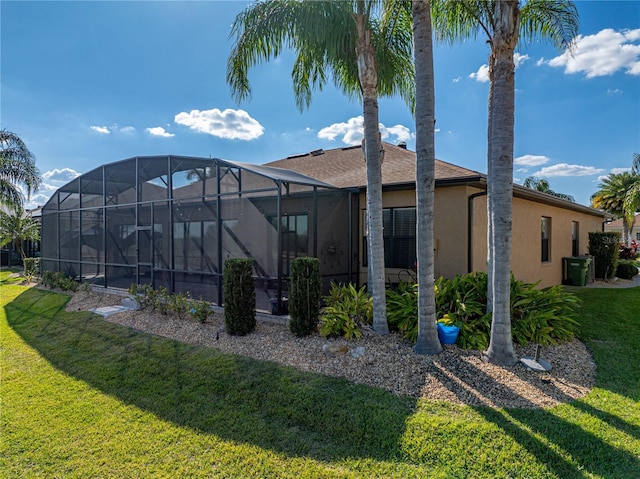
[265,142,482,189]
[266,142,606,218]
[605,213,640,228]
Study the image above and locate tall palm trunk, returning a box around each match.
[483,0,519,367]
[356,8,388,335]
[412,0,441,355]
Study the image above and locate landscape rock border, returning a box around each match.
[64,289,596,409]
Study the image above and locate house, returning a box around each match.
[40,143,606,312]
[268,142,606,288]
[604,213,640,242]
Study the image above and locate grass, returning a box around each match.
[1,274,639,478]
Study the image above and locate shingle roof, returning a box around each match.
[265,142,482,189]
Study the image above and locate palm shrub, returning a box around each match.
[319,282,373,340]
[223,258,256,336]
[288,257,321,337]
[588,231,621,279]
[23,257,40,282]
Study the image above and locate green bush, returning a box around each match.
[616,260,639,280]
[288,257,321,337]
[128,284,155,310]
[384,272,581,349]
[189,299,212,324]
[319,282,372,340]
[41,270,79,291]
[386,281,418,342]
[23,258,40,282]
[223,258,256,336]
[170,291,191,319]
[588,231,621,280]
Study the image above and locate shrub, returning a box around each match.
[619,240,639,260]
[319,282,372,340]
[588,231,621,280]
[223,258,256,336]
[616,260,639,280]
[384,271,581,349]
[128,283,155,310]
[386,281,418,342]
[288,257,321,337]
[189,299,212,324]
[23,257,40,282]
[170,291,191,319]
[40,270,78,291]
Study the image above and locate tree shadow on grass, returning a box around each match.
[6,287,415,463]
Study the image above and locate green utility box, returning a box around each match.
[563,256,592,286]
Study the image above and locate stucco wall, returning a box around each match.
[470,188,605,288]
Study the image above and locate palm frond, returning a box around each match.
[520,0,579,52]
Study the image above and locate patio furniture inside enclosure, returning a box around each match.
[41,155,358,312]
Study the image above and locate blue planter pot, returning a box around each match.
[437,323,460,344]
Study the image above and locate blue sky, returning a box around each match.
[2,0,639,209]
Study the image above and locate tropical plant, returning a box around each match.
[523,176,575,202]
[592,171,639,245]
[288,257,321,337]
[386,280,419,341]
[0,129,41,209]
[0,205,40,261]
[226,0,416,335]
[619,240,639,260]
[23,257,40,282]
[588,231,621,280]
[616,260,639,280]
[411,0,442,355]
[319,282,373,340]
[40,270,78,291]
[432,0,579,366]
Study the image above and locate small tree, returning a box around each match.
[588,232,621,280]
[223,258,256,335]
[0,205,40,265]
[289,257,321,337]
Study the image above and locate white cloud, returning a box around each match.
[453,76,461,83]
[533,163,604,177]
[174,108,264,140]
[546,28,640,77]
[146,126,175,138]
[514,154,550,167]
[611,167,632,174]
[607,88,623,95]
[317,116,414,146]
[42,168,81,183]
[119,126,136,135]
[90,126,110,134]
[469,53,529,83]
[469,64,490,83]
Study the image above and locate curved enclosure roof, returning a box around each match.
[44,155,339,211]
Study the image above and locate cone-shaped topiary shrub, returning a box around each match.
[588,231,620,280]
[223,258,256,335]
[289,257,321,336]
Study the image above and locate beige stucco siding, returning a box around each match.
[470,191,604,288]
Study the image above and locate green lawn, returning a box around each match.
[2,275,639,478]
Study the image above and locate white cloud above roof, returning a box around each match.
[146,126,175,138]
[317,116,413,146]
[174,108,264,140]
[514,154,550,167]
[533,163,605,177]
[42,168,81,182]
[545,28,640,77]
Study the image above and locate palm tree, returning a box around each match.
[226,0,415,334]
[0,205,40,264]
[0,130,41,209]
[412,0,442,355]
[593,171,639,245]
[623,153,640,236]
[432,0,578,366]
[523,176,575,202]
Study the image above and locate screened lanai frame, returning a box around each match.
[41,155,358,313]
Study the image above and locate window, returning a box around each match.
[541,217,551,262]
[636,232,640,241]
[363,207,416,268]
[572,221,579,256]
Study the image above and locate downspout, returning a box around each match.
[468,190,487,273]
